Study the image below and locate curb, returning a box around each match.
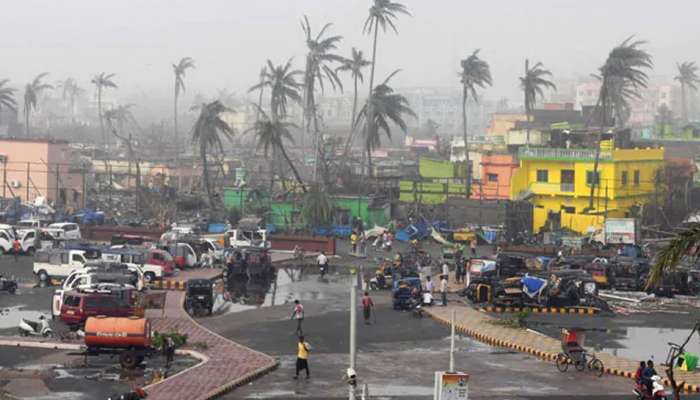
[148,279,186,291]
[480,306,599,315]
[0,338,81,351]
[423,309,700,393]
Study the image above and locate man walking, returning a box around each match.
[440,275,448,306]
[470,238,477,257]
[290,300,304,336]
[294,336,311,379]
[350,231,358,254]
[362,291,374,324]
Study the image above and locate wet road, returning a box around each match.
[200,264,631,400]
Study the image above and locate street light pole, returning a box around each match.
[349,267,358,400]
[449,309,456,372]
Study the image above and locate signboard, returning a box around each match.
[604,218,638,244]
[434,371,469,400]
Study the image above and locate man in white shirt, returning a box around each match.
[440,276,448,306]
[442,261,449,278]
[425,276,433,293]
[317,251,328,277]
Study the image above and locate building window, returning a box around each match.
[487,173,498,182]
[563,206,576,214]
[621,171,628,186]
[586,171,600,186]
[536,170,549,183]
[634,170,640,186]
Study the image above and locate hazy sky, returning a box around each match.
[2,0,698,104]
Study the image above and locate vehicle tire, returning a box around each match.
[42,330,52,338]
[144,272,156,283]
[37,270,49,283]
[120,350,138,369]
[555,353,569,372]
[589,358,604,377]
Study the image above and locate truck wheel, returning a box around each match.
[120,350,138,369]
[144,272,156,283]
[38,270,49,283]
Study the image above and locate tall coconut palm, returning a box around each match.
[520,59,556,147]
[337,48,372,159]
[363,0,410,176]
[675,61,700,125]
[23,73,53,136]
[0,80,18,124]
[249,59,303,121]
[247,106,306,192]
[300,15,344,182]
[91,73,118,147]
[191,100,235,207]
[355,70,416,175]
[588,37,652,211]
[173,57,195,189]
[254,66,267,122]
[57,78,84,125]
[105,104,138,187]
[459,50,492,197]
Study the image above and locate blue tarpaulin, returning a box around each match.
[521,276,548,299]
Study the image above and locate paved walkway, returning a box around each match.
[144,253,295,400]
[426,304,700,393]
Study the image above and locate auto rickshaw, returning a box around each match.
[555,327,604,377]
[185,279,214,317]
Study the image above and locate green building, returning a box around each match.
[399,157,466,204]
[223,188,390,231]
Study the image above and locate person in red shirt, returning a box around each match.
[362,292,374,324]
[12,239,21,262]
[634,360,646,384]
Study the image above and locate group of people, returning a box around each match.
[634,360,658,395]
[349,231,367,255]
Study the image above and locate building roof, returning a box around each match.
[0,137,69,145]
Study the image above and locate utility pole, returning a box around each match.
[349,266,358,400]
[1,158,6,198]
[449,309,456,372]
[26,162,30,202]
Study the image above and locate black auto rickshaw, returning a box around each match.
[185,279,214,317]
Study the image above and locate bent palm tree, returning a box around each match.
[520,59,556,147]
[249,59,303,121]
[191,100,235,207]
[355,70,416,176]
[300,15,344,181]
[173,57,195,189]
[302,183,333,230]
[105,104,138,187]
[57,78,84,125]
[650,225,700,288]
[91,72,118,147]
[588,37,652,211]
[0,80,18,120]
[363,0,410,175]
[247,106,306,192]
[675,61,700,125]
[23,73,53,136]
[459,50,492,197]
[337,48,372,159]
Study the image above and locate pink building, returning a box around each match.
[0,138,84,208]
[474,153,519,200]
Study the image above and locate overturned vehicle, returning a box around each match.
[461,269,610,311]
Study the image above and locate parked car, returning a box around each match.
[19,229,56,255]
[59,287,137,326]
[0,229,13,255]
[47,222,81,240]
[33,249,97,283]
[101,247,168,282]
[52,268,140,318]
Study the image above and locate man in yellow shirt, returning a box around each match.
[350,232,358,253]
[295,335,311,379]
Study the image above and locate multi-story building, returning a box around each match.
[474,153,519,200]
[510,145,664,233]
[0,138,85,208]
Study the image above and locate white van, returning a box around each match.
[0,230,13,255]
[33,249,91,282]
[47,223,81,240]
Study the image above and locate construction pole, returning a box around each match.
[81,169,86,209]
[26,162,30,201]
[449,309,456,372]
[2,160,6,198]
[55,164,60,206]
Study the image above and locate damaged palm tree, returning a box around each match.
[301,183,332,232]
[91,72,118,148]
[23,73,53,136]
[0,80,18,123]
[191,100,234,208]
[520,59,556,147]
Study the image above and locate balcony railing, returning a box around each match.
[519,147,612,161]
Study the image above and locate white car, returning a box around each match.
[0,229,13,255]
[19,230,55,255]
[47,223,81,240]
[33,249,91,282]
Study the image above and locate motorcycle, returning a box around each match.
[409,297,423,318]
[634,375,667,400]
[319,263,327,279]
[18,316,53,338]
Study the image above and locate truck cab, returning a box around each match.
[20,229,56,255]
[33,249,96,283]
[47,223,82,240]
[161,242,197,269]
[101,248,165,282]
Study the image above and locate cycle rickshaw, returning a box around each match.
[556,327,605,377]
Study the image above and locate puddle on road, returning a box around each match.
[600,326,700,362]
[212,266,353,316]
[0,306,49,329]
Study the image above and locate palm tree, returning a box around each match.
[588,37,652,211]
[254,66,267,122]
[173,57,195,189]
[247,106,306,192]
[105,104,138,187]
[0,80,18,124]
[337,48,372,159]
[191,100,235,207]
[91,73,118,147]
[520,59,556,147]
[57,78,84,125]
[363,0,410,176]
[355,70,416,176]
[302,183,332,230]
[650,225,700,288]
[675,61,700,125]
[249,59,303,121]
[300,15,344,182]
[459,50,492,197]
[23,73,53,136]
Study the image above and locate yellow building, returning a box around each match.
[510,145,664,234]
